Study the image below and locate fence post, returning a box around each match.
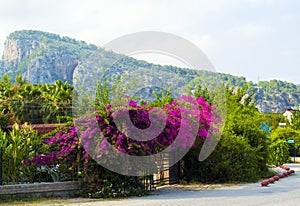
[0,147,2,185]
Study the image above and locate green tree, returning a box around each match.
[39,80,73,123]
[268,132,290,165]
[291,109,300,130]
[271,127,300,156]
[264,113,288,131]
[183,85,270,182]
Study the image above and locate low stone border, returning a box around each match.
[0,181,81,199]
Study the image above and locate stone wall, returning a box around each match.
[0,181,80,199]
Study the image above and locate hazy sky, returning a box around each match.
[0,0,299,84]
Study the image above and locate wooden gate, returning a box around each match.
[142,154,182,190]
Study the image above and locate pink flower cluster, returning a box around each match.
[24,127,83,167]
[77,95,218,157]
[24,95,220,168]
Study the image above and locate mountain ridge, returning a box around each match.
[0,30,299,113]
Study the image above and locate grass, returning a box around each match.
[0,197,103,206]
[0,197,66,206]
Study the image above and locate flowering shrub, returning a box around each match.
[24,126,84,182]
[23,95,217,197]
[77,95,216,158]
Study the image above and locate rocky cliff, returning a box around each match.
[254,87,300,113]
[3,37,43,67]
[0,30,97,84]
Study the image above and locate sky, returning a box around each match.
[0,0,300,84]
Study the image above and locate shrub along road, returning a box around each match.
[64,164,300,206]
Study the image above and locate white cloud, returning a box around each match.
[0,0,237,50]
[0,0,279,47]
[189,34,216,53]
[231,24,271,39]
[280,49,300,56]
[243,0,283,6]
[0,0,299,84]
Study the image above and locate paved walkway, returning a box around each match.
[57,164,300,206]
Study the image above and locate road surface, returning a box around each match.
[62,164,300,206]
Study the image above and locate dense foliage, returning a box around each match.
[0,123,42,184]
[290,109,300,130]
[268,133,290,166]
[269,127,300,156]
[0,74,73,125]
[263,113,288,131]
[183,86,271,182]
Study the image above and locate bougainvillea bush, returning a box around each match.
[77,95,215,156]
[24,126,82,182]
[23,94,217,197]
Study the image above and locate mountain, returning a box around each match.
[1,30,300,113]
[0,30,98,84]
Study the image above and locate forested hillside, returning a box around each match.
[0,30,299,113]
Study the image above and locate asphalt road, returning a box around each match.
[65,164,300,206]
